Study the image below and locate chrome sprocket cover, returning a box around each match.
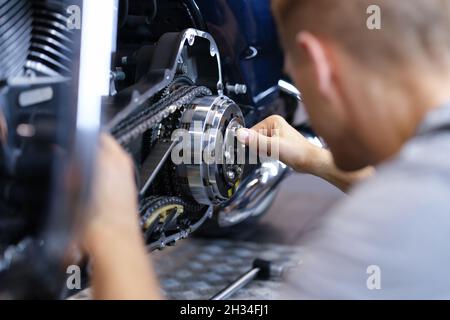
[178,95,245,205]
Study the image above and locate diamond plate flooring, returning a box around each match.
[151,239,304,300]
[70,173,343,300]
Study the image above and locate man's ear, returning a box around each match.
[296,31,334,97]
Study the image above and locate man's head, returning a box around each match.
[272,0,450,170]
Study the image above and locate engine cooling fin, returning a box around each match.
[0,0,73,79]
[27,0,73,76]
[0,0,33,79]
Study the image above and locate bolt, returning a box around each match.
[188,34,195,45]
[227,170,236,181]
[226,83,247,95]
[16,124,35,138]
[111,69,126,81]
[168,105,177,113]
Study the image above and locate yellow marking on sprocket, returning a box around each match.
[143,205,184,230]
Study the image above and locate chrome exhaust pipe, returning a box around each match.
[217,160,291,227]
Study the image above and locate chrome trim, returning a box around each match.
[278,79,302,101]
[217,160,291,227]
[44,0,118,258]
[76,0,116,130]
[243,46,258,60]
[254,85,278,104]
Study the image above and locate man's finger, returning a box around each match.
[251,115,286,135]
[236,128,252,144]
[0,109,7,144]
[251,120,272,132]
[237,128,278,157]
[237,127,271,145]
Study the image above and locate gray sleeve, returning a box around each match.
[284,168,450,300]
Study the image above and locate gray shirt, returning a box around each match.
[286,104,450,300]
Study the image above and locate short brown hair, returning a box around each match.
[272,0,450,68]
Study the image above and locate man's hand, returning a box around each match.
[237,116,374,193]
[83,134,161,300]
[236,115,322,174]
[0,108,7,145]
[83,135,140,249]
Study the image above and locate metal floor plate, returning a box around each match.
[152,239,304,300]
[71,238,304,300]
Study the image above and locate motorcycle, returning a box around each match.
[0,0,314,299]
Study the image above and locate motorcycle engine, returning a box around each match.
[0,0,254,298]
[0,0,73,78]
[1,0,75,245]
[0,0,87,299]
[1,0,247,257]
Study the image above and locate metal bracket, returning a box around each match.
[105,28,224,131]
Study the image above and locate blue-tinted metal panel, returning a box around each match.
[195,0,284,106]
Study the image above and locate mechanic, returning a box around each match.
[83,0,450,299]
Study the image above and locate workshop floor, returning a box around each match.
[151,173,345,300]
[220,173,344,245]
[72,173,344,300]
